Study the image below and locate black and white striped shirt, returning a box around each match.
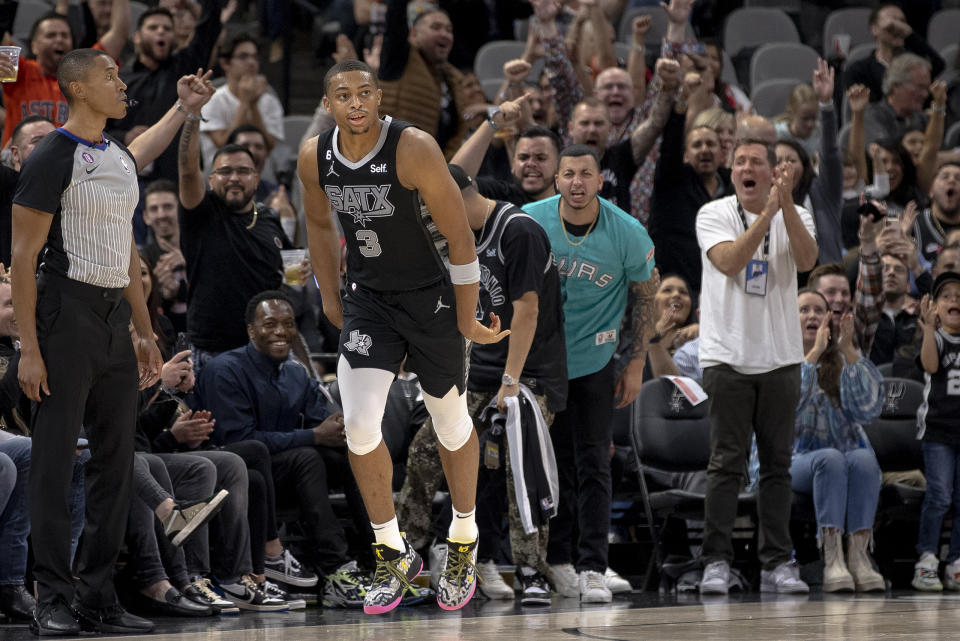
[14,128,139,289]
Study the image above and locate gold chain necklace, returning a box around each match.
[558,206,598,247]
[245,203,258,230]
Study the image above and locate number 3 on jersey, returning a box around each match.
[356,229,382,257]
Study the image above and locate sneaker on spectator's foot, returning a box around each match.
[323,561,367,608]
[400,584,436,606]
[699,561,730,595]
[216,575,289,612]
[546,563,579,598]
[183,578,238,615]
[429,540,446,589]
[515,566,551,606]
[604,567,632,594]
[264,549,318,588]
[261,581,305,610]
[476,560,513,600]
[164,489,229,547]
[760,561,810,594]
[437,538,480,611]
[579,570,612,603]
[364,540,422,614]
[945,559,960,591]
[913,553,943,591]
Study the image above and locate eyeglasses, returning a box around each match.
[212,166,256,177]
[231,52,258,61]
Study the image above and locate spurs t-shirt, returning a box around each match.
[179,193,286,351]
[523,195,655,379]
[14,128,139,288]
[917,328,960,445]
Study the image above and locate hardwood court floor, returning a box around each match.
[5,592,960,640]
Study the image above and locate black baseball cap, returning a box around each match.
[932,271,960,299]
[448,164,473,191]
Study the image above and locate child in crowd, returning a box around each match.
[775,83,820,159]
[913,272,960,591]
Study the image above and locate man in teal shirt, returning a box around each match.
[523,144,658,603]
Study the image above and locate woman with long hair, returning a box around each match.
[792,289,886,593]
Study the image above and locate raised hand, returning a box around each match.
[655,58,681,93]
[503,58,532,84]
[177,68,215,112]
[836,312,855,351]
[632,15,652,44]
[919,294,938,329]
[847,84,869,113]
[812,57,834,104]
[661,0,695,25]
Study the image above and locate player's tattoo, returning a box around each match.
[629,267,660,363]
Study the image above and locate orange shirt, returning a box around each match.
[1,58,68,147]
[1,43,113,147]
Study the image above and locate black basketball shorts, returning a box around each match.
[339,280,468,398]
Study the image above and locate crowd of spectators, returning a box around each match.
[3,0,960,629]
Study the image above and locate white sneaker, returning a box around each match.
[546,563,579,598]
[945,559,960,591]
[760,561,809,594]
[604,567,632,594]
[699,561,730,595]
[476,560,514,599]
[913,552,943,591]
[578,570,612,603]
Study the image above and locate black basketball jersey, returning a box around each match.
[316,116,448,292]
[469,200,568,412]
[918,328,960,445]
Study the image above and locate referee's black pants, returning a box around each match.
[29,274,138,609]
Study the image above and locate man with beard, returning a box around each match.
[378,2,467,157]
[870,253,917,366]
[842,3,943,103]
[649,73,732,293]
[523,145,657,602]
[177,130,291,371]
[109,3,222,183]
[1,5,129,146]
[914,163,960,264]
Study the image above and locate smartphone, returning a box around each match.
[174,332,190,354]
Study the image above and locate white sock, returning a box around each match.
[371,516,405,552]
[448,506,478,543]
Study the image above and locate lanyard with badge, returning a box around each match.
[738,203,769,296]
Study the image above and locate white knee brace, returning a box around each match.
[337,356,395,456]
[423,386,473,451]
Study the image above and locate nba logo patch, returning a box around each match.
[118,154,132,174]
[81,152,95,164]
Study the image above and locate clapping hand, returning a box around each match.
[919,294,938,330]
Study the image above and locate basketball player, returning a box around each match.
[297,59,508,614]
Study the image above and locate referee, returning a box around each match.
[11,49,214,636]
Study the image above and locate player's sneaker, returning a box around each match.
[437,538,480,611]
[945,559,960,591]
[913,553,943,591]
[323,561,367,608]
[364,541,422,614]
[264,549,318,588]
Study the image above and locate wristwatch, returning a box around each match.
[487,107,501,131]
[501,373,517,386]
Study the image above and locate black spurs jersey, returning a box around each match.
[316,116,448,292]
[918,328,960,445]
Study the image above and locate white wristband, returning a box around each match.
[449,258,480,285]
